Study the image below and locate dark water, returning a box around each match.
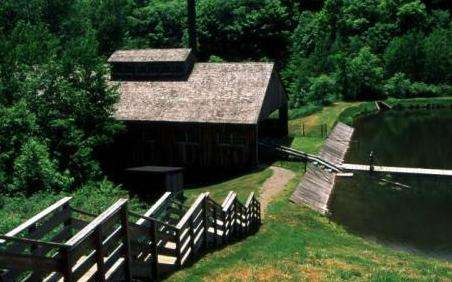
[329,109,452,259]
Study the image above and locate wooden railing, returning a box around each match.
[0,191,260,281]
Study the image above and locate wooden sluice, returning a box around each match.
[290,122,355,214]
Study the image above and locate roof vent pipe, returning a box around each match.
[187,0,197,55]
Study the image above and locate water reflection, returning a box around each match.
[329,109,452,259]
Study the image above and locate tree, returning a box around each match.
[383,32,424,81]
[10,139,73,195]
[305,74,338,105]
[422,27,451,84]
[345,47,383,100]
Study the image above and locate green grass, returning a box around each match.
[167,100,452,281]
[288,101,361,154]
[183,168,273,204]
[168,174,452,281]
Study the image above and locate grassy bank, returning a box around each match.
[289,102,360,154]
[168,100,452,281]
[339,97,452,126]
[169,173,452,281]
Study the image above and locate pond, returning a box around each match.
[329,109,452,260]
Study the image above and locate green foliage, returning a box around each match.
[126,0,293,61]
[208,55,225,63]
[422,27,452,84]
[383,32,424,80]
[345,47,384,100]
[283,0,451,107]
[396,0,427,31]
[10,139,73,194]
[0,179,144,234]
[0,0,122,195]
[384,73,412,98]
[306,74,338,105]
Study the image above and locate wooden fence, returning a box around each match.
[0,191,260,281]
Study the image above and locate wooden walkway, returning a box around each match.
[341,163,452,177]
[0,191,261,281]
[290,122,355,213]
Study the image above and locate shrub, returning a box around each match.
[10,139,73,195]
[384,73,412,98]
[345,47,384,100]
[306,74,338,105]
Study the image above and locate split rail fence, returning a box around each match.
[0,191,260,281]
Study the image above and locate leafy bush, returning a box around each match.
[0,179,145,234]
[306,74,338,105]
[344,47,384,100]
[384,73,412,98]
[10,139,73,195]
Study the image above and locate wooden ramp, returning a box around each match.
[290,122,355,213]
[0,191,261,281]
[341,163,452,177]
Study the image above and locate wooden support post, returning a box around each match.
[202,197,209,250]
[223,211,227,244]
[28,223,40,280]
[94,227,106,282]
[120,205,132,281]
[149,220,159,280]
[175,229,182,268]
[189,216,195,256]
[212,204,218,247]
[61,246,72,282]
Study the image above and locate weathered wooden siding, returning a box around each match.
[99,122,258,176]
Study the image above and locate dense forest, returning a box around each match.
[0,0,450,196]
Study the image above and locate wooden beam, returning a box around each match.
[66,199,128,248]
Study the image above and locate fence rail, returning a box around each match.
[0,191,261,281]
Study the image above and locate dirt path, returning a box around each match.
[259,166,295,217]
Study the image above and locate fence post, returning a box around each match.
[202,197,209,250]
[94,227,106,282]
[27,223,44,280]
[149,220,158,280]
[189,216,195,256]
[175,228,182,268]
[212,202,218,247]
[61,246,72,282]
[120,204,132,281]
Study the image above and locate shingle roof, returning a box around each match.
[113,63,275,124]
[108,49,192,63]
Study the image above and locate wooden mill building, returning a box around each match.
[101,48,288,175]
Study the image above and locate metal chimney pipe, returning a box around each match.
[187,0,197,54]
